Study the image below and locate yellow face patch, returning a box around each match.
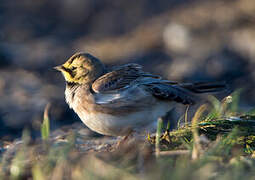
[60,69,76,83]
[56,56,89,84]
[55,52,105,84]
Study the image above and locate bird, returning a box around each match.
[55,52,226,137]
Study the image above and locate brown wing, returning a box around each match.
[92,63,226,105]
[92,63,159,93]
[145,81,226,105]
[145,83,195,105]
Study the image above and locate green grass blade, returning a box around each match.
[41,103,50,140]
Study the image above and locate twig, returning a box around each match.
[192,104,207,160]
[155,117,163,157]
[155,150,190,156]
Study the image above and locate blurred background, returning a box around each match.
[0,0,255,139]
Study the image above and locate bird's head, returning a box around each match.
[55,52,105,84]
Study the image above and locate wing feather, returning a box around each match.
[92,63,225,105]
[92,63,159,93]
[145,83,195,105]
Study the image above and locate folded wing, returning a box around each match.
[92,63,226,106]
[92,63,159,93]
[92,63,198,105]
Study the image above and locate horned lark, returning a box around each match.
[55,52,225,136]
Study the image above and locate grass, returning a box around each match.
[1,91,255,179]
[41,103,50,141]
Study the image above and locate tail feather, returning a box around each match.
[179,82,227,93]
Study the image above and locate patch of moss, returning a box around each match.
[149,115,255,152]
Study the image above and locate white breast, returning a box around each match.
[75,102,174,136]
[65,84,174,136]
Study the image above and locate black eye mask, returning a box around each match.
[62,66,76,78]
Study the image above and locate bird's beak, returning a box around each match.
[54,65,63,71]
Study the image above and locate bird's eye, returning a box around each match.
[70,66,75,71]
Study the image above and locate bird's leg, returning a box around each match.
[115,129,134,148]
